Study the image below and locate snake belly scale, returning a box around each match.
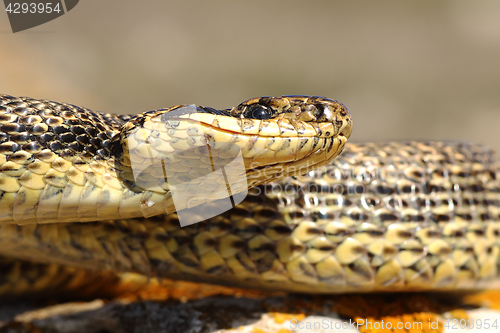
[0,95,499,296]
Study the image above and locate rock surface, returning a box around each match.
[2,283,499,333]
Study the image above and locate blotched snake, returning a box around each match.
[0,94,498,296]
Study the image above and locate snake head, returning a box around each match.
[228,95,352,177]
[116,95,352,222]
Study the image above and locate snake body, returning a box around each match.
[0,95,499,296]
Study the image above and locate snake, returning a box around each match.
[0,94,499,298]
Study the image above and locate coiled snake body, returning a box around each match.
[0,94,499,296]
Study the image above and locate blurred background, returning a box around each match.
[1,0,500,150]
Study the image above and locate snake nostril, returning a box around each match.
[313,104,334,122]
[312,104,324,119]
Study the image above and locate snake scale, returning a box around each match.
[0,94,499,297]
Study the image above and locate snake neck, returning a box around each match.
[0,94,352,225]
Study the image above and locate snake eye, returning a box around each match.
[244,105,272,120]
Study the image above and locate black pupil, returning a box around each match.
[248,105,271,120]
